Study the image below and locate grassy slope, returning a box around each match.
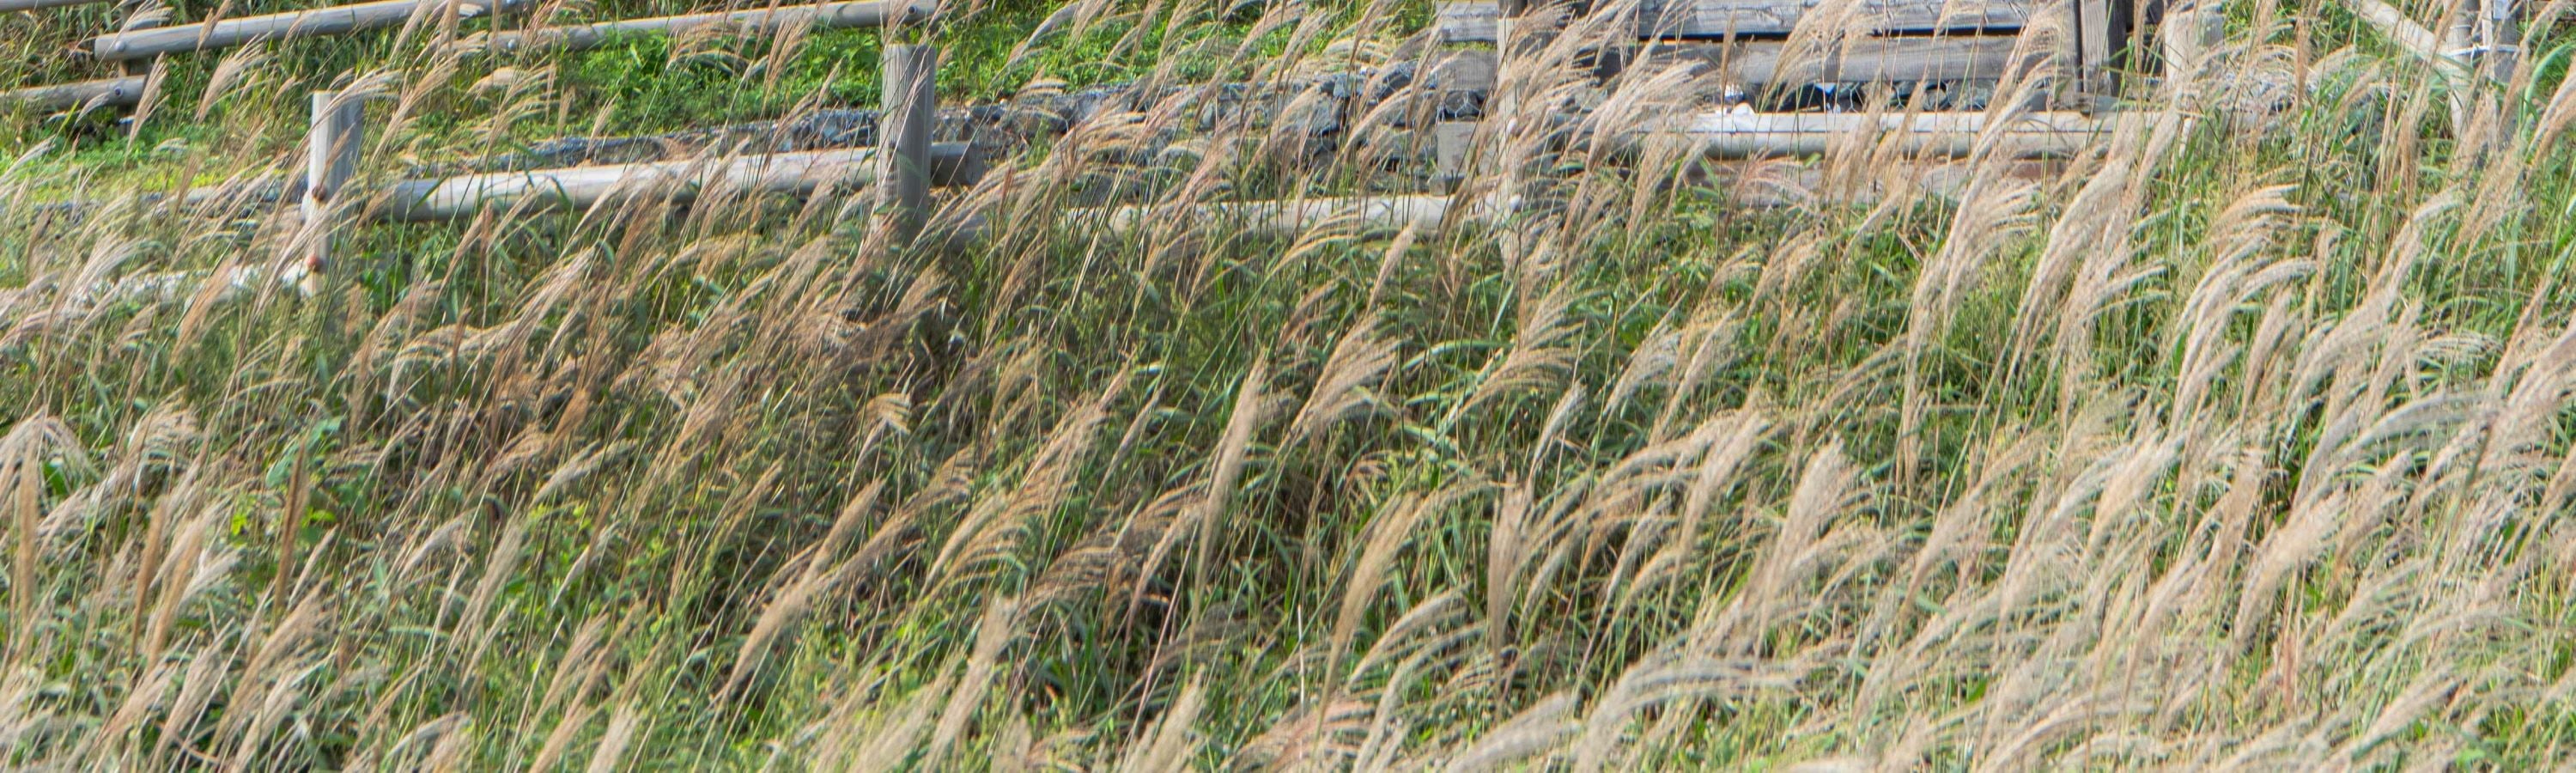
[4,0,2576,770]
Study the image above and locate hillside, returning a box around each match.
[4,0,2576,768]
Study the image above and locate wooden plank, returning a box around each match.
[0,0,112,11]
[1434,0,2038,42]
[950,158,2055,245]
[1428,111,2105,161]
[1664,110,2105,156]
[927,196,1461,247]
[0,0,110,13]
[1693,157,2056,206]
[372,143,978,222]
[2,76,147,111]
[475,0,925,53]
[1444,35,2023,91]
[82,0,514,60]
[1632,34,2021,87]
[877,44,938,246]
[2077,0,2111,83]
[2342,0,2476,100]
[2476,0,2518,80]
[2103,0,2134,82]
[1074,196,1461,237]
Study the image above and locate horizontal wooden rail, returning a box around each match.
[1445,35,2022,90]
[3,76,147,111]
[1,0,113,12]
[1071,195,1465,237]
[957,158,2046,241]
[473,0,927,54]
[372,141,976,222]
[23,137,976,223]
[1665,110,2105,156]
[1434,0,2037,42]
[1440,110,2106,169]
[82,0,514,61]
[1668,35,2023,86]
[1701,157,2053,205]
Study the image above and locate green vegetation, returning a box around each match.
[3,0,1388,189]
[4,0,2576,769]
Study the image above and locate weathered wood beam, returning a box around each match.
[473,0,927,53]
[2,76,147,111]
[1699,157,2055,205]
[920,195,1467,255]
[1542,34,2025,88]
[1667,110,2105,156]
[1695,34,2023,86]
[2342,0,2480,131]
[1074,195,1463,237]
[957,157,2051,244]
[300,91,365,277]
[2475,0,2518,80]
[0,0,112,13]
[119,16,161,76]
[1435,0,2038,42]
[2154,0,2221,75]
[1440,110,2104,161]
[2344,0,2475,75]
[2075,0,2112,88]
[59,264,307,315]
[371,142,978,222]
[82,0,513,60]
[878,43,937,246]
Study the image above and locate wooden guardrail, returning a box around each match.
[82,0,518,60]
[28,0,929,117]
[472,0,928,53]
[371,143,977,222]
[1660,110,2106,156]
[1442,35,2022,91]
[2,76,146,112]
[284,33,949,272]
[1431,108,2105,181]
[875,44,937,243]
[76,0,923,61]
[1439,0,2125,100]
[1432,0,2040,41]
[976,155,2051,239]
[1,0,113,11]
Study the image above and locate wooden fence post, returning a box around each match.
[117,8,160,77]
[1486,0,1552,263]
[878,44,938,246]
[1495,0,1525,48]
[2075,0,2113,96]
[2167,0,2223,74]
[301,90,363,283]
[2477,0,2518,82]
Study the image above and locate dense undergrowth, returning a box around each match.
[7,0,2576,769]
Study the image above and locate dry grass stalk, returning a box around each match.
[2,1,2570,768]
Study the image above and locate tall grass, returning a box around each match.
[4,0,2576,768]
